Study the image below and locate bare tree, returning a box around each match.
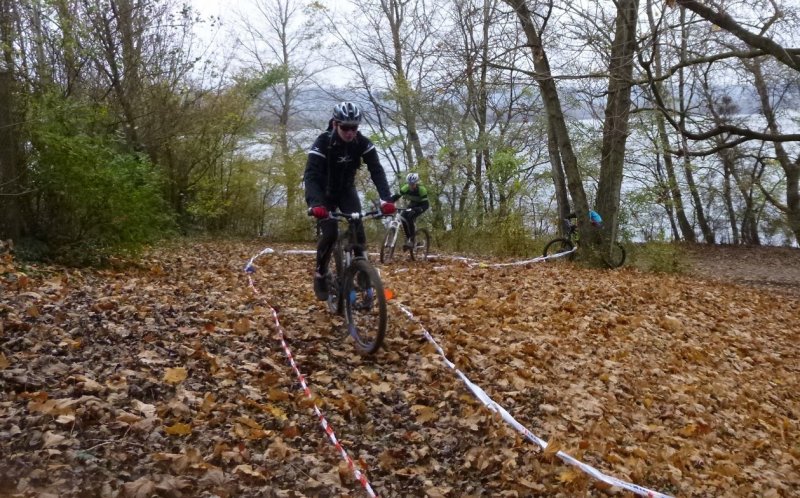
[502,0,591,237]
[675,8,715,243]
[644,0,800,244]
[235,0,321,215]
[742,56,800,243]
[642,0,696,241]
[675,0,800,73]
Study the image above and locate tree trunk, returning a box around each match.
[546,120,570,232]
[653,153,680,240]
[0,0,23,240]
[54,0,80,95]
[678,7,713,243]
[729,154,762,245]
[721,156,740,244]
[745,58,800,245]
[656,113,695,241]
[644,0,695,242]
[0,69,23,240]
[596,0,640,254]
[383,0,426,170]
[503,0,589,233]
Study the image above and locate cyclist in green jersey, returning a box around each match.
[391,173,430,249]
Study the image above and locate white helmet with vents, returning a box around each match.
[332,101,362,125]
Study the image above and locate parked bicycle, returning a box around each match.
[543,217,626,268]
[379,208,430,264]
[313,209,388,354]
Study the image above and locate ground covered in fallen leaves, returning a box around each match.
[1,240,798,497]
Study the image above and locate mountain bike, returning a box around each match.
[543,218,626,268]
[379,209,430,264]
[315,210,388,354]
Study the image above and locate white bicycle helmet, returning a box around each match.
[332,102,362,125]
[406,172,420,184]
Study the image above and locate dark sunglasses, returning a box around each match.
[338,123,358,132]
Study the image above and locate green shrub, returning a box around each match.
[434,211,540,258]
[26,95,174,264]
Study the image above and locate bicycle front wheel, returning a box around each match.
[542,238,575,262]
[325,240,344,314]
[409,229,430,261]
[603,242,626,269]
[380,227,396,264]
[343,259,387,354]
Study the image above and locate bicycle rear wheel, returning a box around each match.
[380,227,397,264]
[409,228,430,261]
[343,259,387,354]
[602,242,626,269]
[325,240,344,314]
[542,238,575,262]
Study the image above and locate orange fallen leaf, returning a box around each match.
[234,464,266,480]
[412,404,437,424]
[558,468,581,483]
[165,422,192,436]
[268,404,288,421]
[200,393,216,413]
[233,318,251,334]
[163,367,188,384]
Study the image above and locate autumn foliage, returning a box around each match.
[1,240,798,497]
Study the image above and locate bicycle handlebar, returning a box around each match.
[307,208,384,221]
[334,210,383,221]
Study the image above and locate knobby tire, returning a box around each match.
[543,238,575,262]
[380,227,396,264]
[343,259,387,354]
[326,239,344,314]
[603,242,626,269]
[410,228,430,262]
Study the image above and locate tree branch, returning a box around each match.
[676,0,800,72]
[639,52,800,156]
[636,48,800,85]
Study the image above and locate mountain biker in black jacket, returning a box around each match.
[304,101,396,300]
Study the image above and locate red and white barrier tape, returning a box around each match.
[245,251,378,497]
[397,303,673,498]
[245,247,667,496]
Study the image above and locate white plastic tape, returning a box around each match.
[397,304,673,498]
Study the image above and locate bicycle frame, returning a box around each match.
[332,211,378,283]
[380,209,427,264]
[382,210,409,247]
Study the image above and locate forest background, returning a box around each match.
[1,0,799,266]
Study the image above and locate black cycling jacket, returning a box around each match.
[303,130,392,207]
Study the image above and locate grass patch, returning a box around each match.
[626,241,688,274]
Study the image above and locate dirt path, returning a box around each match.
[681,243,800,297]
